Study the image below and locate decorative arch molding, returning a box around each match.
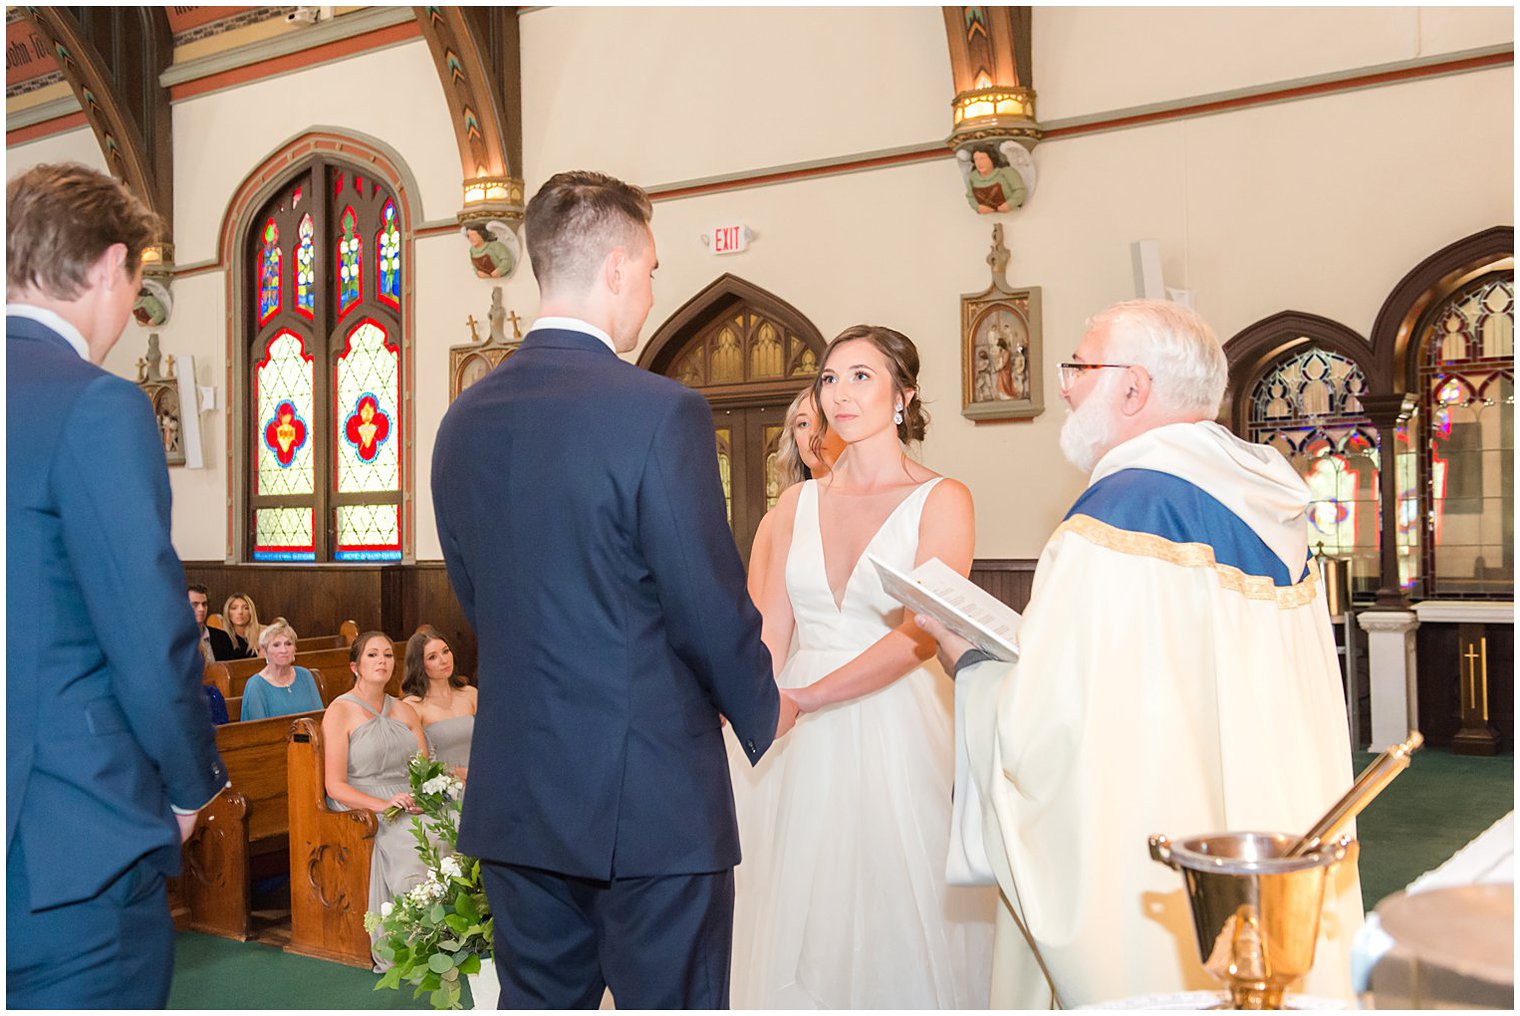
[640,273,828,381]
[220,129,421,563]
[412,6,524,222]
[18,6,174,237]
[1223,311,1376,432]
[1370,225,1515,392]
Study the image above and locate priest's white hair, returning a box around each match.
[1089,299,1228,417]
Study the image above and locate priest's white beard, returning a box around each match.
[1059,372,1125,473]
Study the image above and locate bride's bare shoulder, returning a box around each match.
[922,474,973,518]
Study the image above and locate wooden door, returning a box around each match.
[712,403,788,564]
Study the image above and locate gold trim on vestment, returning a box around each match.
[1059,514,1320,609]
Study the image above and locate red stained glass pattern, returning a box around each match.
[335,319,400,494]
[342,393,391,463]
[257,219,281,325]
[264,400,309,466]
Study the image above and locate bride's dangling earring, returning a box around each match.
[894,403,904,426]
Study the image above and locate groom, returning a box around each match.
[433,170,795,1008]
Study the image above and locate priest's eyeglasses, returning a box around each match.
[1057,362,1135,390]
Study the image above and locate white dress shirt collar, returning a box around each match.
[531,316,617,354]
[7,303,90,361]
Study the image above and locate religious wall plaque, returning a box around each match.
[449,286,523,402]
[961,224,1043,421]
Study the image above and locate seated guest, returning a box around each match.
[401,625,476,779]
[239,619,323,721]
[322,631,431,969]
[221,592,264,660]
[188,583,236,662]
[204,684,230,726]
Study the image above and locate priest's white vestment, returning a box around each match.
[951,421,1364,1008]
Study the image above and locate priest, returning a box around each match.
[919,299,1363,1008]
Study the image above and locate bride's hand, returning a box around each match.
[774,692,801,739]
[787,683,823,715]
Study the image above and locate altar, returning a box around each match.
[1357,601,1513,754]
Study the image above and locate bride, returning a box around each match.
[728,325,995,1008]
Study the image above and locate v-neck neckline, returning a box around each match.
[814,478,935,614]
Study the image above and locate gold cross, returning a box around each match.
[506,310,524,340]
[465,315,480,342]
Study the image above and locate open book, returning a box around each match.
[870,555,1021,662]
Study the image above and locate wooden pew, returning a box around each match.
[178,690,329,940]
[286,716,377,969]
[211,640,406,701]
[295,619,360,651]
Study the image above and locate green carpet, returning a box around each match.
[1351,747,1513,909]
[168,747,1512,1008]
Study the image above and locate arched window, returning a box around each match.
[1414,272,1514,597]
[1224,313,1409,599]
[1244,346,1385,594]
[244,162,405,562]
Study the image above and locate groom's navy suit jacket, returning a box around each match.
[6,314,227,910]
[433,327,779,879]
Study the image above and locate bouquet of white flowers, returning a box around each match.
[365,753,491,1009]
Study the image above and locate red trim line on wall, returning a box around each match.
[6,110,87,146]
[168,19,421,102]
[645,48,1513,202]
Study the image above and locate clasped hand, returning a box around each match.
[385,791,422,815]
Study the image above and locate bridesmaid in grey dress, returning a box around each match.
[321,630,431,968]
[401,625,476,779]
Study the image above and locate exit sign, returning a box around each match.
[710,224,749,255]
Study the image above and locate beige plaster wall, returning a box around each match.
[1035,6,1513,121]
[7,9,1513,563]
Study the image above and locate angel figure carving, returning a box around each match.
[958,141,1038,214]
[462,220,521,279]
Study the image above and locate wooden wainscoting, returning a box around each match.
[970,559,1038,614]
[182,558,1038,681]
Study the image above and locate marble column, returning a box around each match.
[1358,610,1420,751]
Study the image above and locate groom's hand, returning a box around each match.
[774,691,801,739]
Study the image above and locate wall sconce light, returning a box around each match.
[462,176,524,210]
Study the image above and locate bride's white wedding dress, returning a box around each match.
[727,477,995,1009]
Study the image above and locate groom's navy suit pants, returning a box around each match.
[482,862,734,1008]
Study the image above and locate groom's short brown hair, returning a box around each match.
[7,162,161,301]
[524,170,652,294]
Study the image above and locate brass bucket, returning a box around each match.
[1149,831,1352,1009]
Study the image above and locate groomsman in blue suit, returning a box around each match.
[7,164,228,1007]
[433,171,796,1008]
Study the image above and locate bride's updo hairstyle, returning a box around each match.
[812,324,930,444]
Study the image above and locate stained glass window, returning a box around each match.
[670,306,821,390]
[295,214,315,318]
[254,330,315,497]
[1248,346,1380,593]
[763,424,784,511]
[335,319,400,494]
[1417,273,1514,597]
[335,504,401,562]
[257,219,281,325]
[254,507,315,562]
[337,206,361,317]
[246,161,406,562]
[377,199,401,309]
[715,428,733,525]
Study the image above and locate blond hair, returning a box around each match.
[7,163,161,301]
[257,617,298,653]
[223,592,264,650]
